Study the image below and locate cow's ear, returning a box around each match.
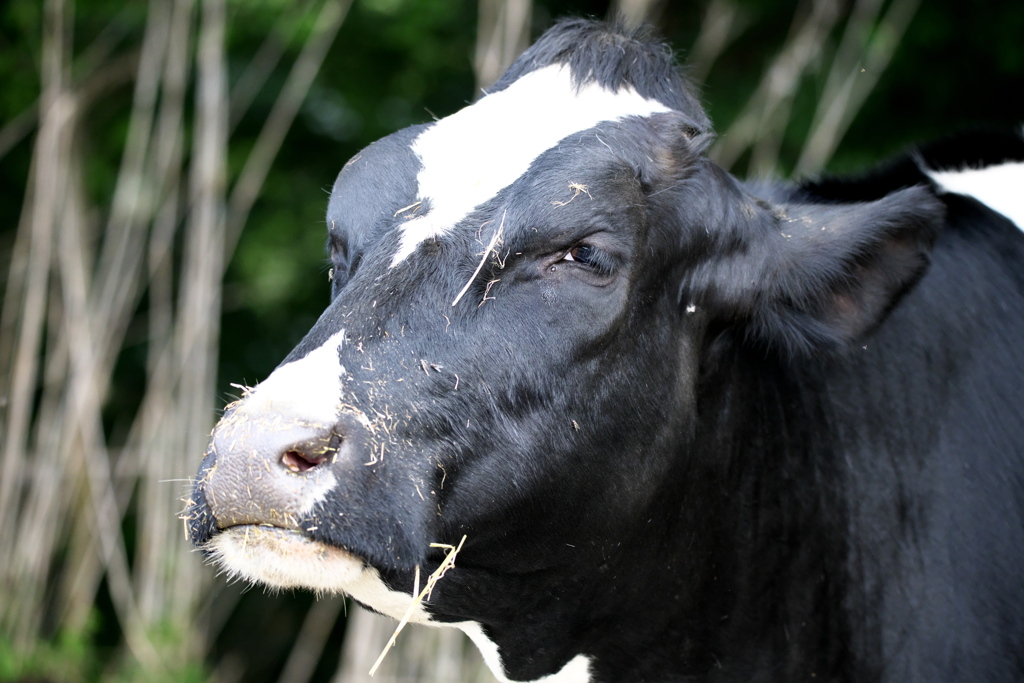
[686,184,945,356]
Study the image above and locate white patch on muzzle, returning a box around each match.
[391,64,672,265]
[206,329,351,528]
[234,329,348,428]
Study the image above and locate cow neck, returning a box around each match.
[651,345,861,682]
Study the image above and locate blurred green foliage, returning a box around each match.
[0,615,100,683]
[0,612,204,683]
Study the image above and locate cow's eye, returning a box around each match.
[561,245,616,276]
[563,245,594,263]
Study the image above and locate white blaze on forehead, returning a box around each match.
[236,329,347,426]
[391,64,673,265]
[927,161,1024,230]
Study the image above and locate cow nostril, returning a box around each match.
[281,449,326,473]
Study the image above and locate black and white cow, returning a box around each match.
[187,19,1024,683]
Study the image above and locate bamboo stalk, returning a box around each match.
[711,0,843,175]
[795,0,920,174]
[225,0,351,256]
[606,0,667,30]
[0,5,135,163]
[687,0,747,87]
[88,0,167,359]
[276,597,346,683]
[133,0,200,643]
[229,0,316,132]
[0,0,73,644]
[474,0,532,95]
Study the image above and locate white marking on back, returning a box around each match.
[926,161,1024,229]
[391,64,672,264]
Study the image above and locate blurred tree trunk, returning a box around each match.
[474,0,532,94]
[607,0,667,29]
[711,0,919,176]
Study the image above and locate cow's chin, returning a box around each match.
[204,526,365,593]
[204,526,432,623]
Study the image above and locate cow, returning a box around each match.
[185,18,1024,683]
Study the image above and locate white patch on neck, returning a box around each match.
[458,622,593,683]
[391,64,672,265]
[926,161,1024,230]
[233,329,347,428]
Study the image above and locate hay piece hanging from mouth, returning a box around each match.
[368,535,467,676]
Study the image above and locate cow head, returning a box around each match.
[186,19,941,682]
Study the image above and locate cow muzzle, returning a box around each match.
[186,328,432,587]
[202,411,344,531]
[185,406,386,595]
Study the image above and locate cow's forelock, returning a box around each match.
[391,64,672,265]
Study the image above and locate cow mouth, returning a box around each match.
[203,525,367,594]
[204,525,435,622]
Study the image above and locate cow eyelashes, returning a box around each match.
[560,244,617,276]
